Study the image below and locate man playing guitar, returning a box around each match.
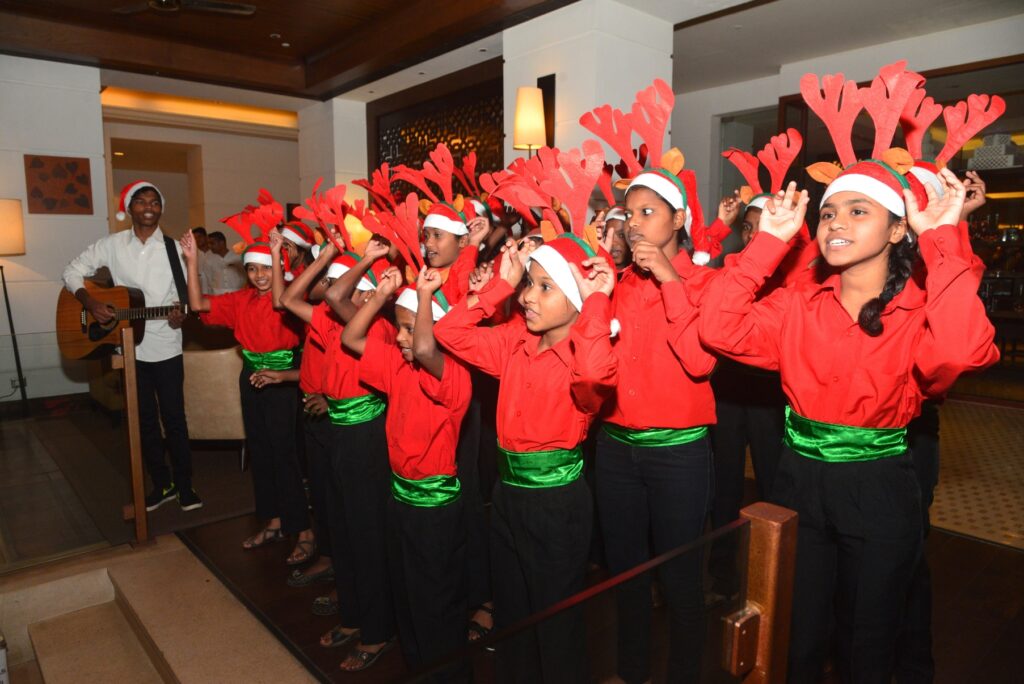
[63,180,201,513]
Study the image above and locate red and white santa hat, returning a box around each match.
[242,242,273,266]
[604,204,627,223]
[115,180,165,221]
[394,286,449,321]
[907,160,944,200]
[281,222,315,249]
[326,251,377,291]
[528,234,614,312]
[819,160,927,218]
[423,202,473,236]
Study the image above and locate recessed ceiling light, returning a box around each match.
[270,33,281,39]
[113,151,125,156]
[281,42,290,48]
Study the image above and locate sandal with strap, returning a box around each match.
[320,625,360,649]
[339,640,395,673]
[242,526,284,550]
[467,604,494,642]
[286,538,317,566]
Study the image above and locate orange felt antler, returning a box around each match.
[859,61,923,158]
[393,143,457,206]
[800,71,863,168]
[454,151,482,197]
[361,195,424,272]
[722,148,762,194]
[353,164,398,212]
[535,141,605,235]
[936,93,1007,166]
[899,78,943,160]
[249,189,284,237]
[598,162,616,206]
[757,128,803,193]
[580,105,641,177]
[221,205,259,245]
[624,79,674,168]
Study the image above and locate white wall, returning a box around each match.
[502,0,673,162]
[674,13,1024,207]
[103,121,299,237]
[298,98,367,202]
[111,168,190,237]
[0,55,109,398]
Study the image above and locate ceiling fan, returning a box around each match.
[113,0,257,16]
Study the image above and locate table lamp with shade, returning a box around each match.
[513,86,546,158]
[0,198,28,415]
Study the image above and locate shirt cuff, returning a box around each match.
[661,280,695,322]
[917,224,964,264]
[574,292,613,339]
[474,278,515,317]
[63,274,85,295]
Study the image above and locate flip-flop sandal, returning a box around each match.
[286,565,335,588]
[286,538,317,566]
[320,625,360,649]
[312,595,339,616]
[242,527,284,550]
[339,640,395,673]
[467,604,495,641]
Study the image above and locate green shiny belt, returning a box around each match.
[603,423,708,447]
[497,444,583,489]
[391,472,461,507]
[784,407,907,462]
[241,348,296,372]
[325,394,386,426]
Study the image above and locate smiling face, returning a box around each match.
[423,228,467,269]
[394,306,416,362]
[245,263,272,293]
[518,261,578,336]
[128,188,162,230]
[817,191,906,269]
[606,218,631,268]
[624,186,686,251]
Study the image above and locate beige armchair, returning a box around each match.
[183,346,247,467]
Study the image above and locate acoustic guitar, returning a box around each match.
[56,281,187,359]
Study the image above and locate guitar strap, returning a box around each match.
[164,236,189,313]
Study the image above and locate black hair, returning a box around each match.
[192,226,207,236]
[208,231,226,242]
[857,213,918,337]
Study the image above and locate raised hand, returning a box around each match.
[467,216,490,247]
[468,261,494,294]
[498,239,526,286]
[180,229,197,262]
[718,191,741,226]
[961,170,986,221]
[904,168,966,235]
[416,266,444,294]
[570,257,616,300]
[376,266,403,299]
[268,228,284,254]
[363,237,390,262]
[317,239,338,261]
[758,182,808,243]
[593,209,608,240]
[631,241,679,283]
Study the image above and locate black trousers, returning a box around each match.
[595,430,712,684]
[304,416,333,559]
[136,355,192,490]
[457,398,490,608]
[895,400,940,684]
[388,494,469,682]
[328,415,395,643]
[491,477,592,684]
[238,370,308,535]
[772,446,922,684]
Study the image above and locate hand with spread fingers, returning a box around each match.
[904,168,965,236]
[570,257,616,300]
[758,182,809,243]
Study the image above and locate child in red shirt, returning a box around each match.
[434,235,618,683]
[181,231,311,562]
[341,265,472,677]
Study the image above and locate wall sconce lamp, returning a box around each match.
[0,199,28,416]
[513,86,546,158]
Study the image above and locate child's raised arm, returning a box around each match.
[413,267,446,380]
[342,266,401,357]
[325,238,389,323]
[181,229,211,313]
[280,238,336,324]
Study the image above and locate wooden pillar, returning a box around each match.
[114,327,148,544]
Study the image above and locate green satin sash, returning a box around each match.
[784,407,907,462]
[241,348,296,372]
[497,444,583,489]
[390,472,461,507]
[325,394,386,426]
[602,423,709,447]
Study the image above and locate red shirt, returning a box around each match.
[434,279,617,452]
[699,226,999,427]
[359,322,471,480]
[307,302,376,400]
[299,320,325,394]
[200,288,302,352]
[439,244,479,307]
[606,251,717,430]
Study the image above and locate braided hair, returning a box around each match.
[857,214,918,336]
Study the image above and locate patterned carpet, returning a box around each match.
[931,399,1024,550]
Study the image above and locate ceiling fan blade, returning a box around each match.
[112,2,153,14]
[182,0,257,16]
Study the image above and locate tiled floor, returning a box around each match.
[931,399,1024,550]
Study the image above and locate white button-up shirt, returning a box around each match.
[62,226,186,362]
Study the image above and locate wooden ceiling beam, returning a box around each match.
[0,11,309,97]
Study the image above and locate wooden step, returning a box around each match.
[28,602,162,684]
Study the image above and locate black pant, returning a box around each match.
[895,400,940,684]
[595,430,712,684]
[304,416,333,558]
[136,355,192,490]
[388,495,469,682]
[328,415,395,643]
[491,477,592,684]
[238,370,308,535]
[772,446,922,684]
[457,398,491,608]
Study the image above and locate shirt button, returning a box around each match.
[525,382,532,389]
[515,410,522,417]
[832,376,839,383]
[631,355,638,362]
[628,389,636,397]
